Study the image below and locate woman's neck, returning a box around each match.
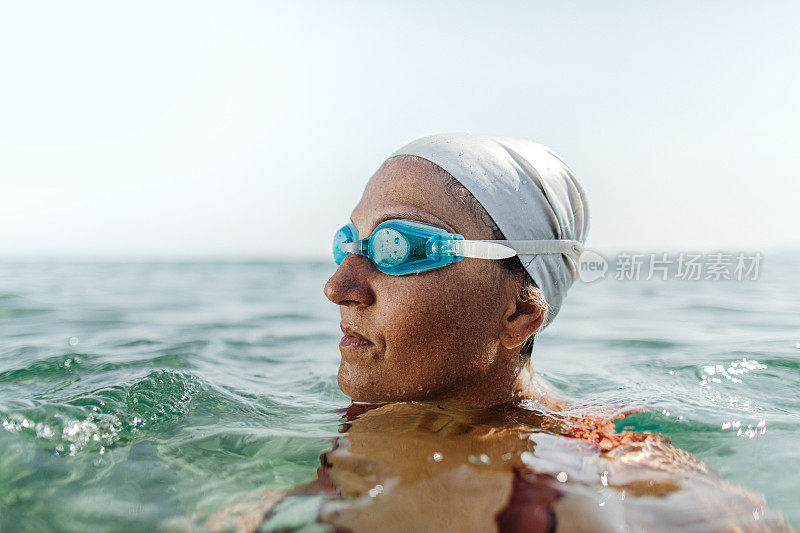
[512,357,568,410]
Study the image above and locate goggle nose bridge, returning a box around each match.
[340,240,366,255]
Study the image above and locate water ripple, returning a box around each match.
[1,370,203,456]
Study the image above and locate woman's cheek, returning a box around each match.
[380,273,483,354]
[407,296,451,337]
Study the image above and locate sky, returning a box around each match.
[1,1,798,259]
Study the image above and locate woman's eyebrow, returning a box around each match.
[349,211,456,234]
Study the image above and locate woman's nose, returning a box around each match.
[324,254,376,307]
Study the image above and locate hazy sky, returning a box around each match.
[1,1,798,259]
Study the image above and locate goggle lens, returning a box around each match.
[370,227,410,267]
[332,219,461,275]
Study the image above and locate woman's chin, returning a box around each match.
[338,365,378,402]
[338,366,411,403]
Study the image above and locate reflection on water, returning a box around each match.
[260,402,792,532]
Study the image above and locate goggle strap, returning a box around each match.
[451,240,517,259]
[483,239,584,261]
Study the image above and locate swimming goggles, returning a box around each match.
[333,218,584,276]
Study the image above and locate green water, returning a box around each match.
[0,257,798,530]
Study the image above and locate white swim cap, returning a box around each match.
[391,133,590,331]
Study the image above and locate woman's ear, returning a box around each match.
[499,292,545,349]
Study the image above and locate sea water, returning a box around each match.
[0,255,798,531]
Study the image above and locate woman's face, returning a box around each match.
[324,156,522,405]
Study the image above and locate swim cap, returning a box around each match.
[390,133,590,331]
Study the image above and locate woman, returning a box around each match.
[203,134,791,532]
[324,134,585,409]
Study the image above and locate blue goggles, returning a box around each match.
[333,218,584,276]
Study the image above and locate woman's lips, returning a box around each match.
[340,335,373,348]
[340,324,373,349]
